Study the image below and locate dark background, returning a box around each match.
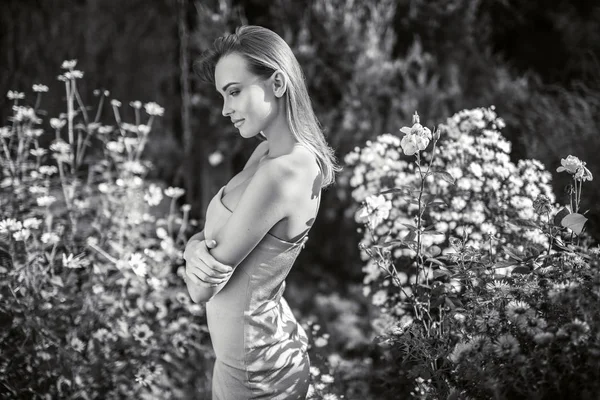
[2,0,599,287]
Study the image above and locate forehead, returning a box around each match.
[214,53,254,91]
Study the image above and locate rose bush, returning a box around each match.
[345,107,599,399]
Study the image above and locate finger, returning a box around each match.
[206,239,217,249]
[194,275,227,287]
[198,244,233,274]
[187,265,229,285]
[186,273,220,288]
[190,258,231,279]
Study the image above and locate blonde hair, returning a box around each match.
[194,25,341,189]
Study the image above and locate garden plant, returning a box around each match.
[1,56,598,400]
[0,60,338,399]
[346,108,599,399]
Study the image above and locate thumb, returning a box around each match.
[206,239,217,249]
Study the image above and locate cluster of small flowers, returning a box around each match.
[410,376,434,399]
[0,217,43,242]
[441,244,600,398]
[307,364,339,400]
[344,107,556,293]
[0,61,212,399]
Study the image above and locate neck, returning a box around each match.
[261,109,298,159]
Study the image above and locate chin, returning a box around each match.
[240,129,260,139]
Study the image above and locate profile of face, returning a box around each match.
[214,52,285,138]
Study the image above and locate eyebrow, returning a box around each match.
[220,82,240,92]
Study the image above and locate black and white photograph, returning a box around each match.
[1,1,599,399]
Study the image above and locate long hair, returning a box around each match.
[194,25,342,189]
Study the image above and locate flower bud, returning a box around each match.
[412,111,420,125]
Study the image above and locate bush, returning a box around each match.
[0,61,214,399]
[347,108,599,399]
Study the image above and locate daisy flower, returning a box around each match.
[469,335,491,357]
[485,280,511,293]
[171,332,187,354]
[144,102,164,116]
[448,341,472,363]
[557,319,590,346]
[71,337,85,353]
[132,324,154,345]
[505,300,533,322]
[493,334,520,358]
[517,315,547,336]
[474,310,500,332]
[164,186,185,199]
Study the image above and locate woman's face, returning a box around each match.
[214,52,278,138]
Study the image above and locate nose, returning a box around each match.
[222,99,232,117]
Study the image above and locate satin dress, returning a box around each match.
[203,185,319,400]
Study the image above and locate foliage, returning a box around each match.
[0,59,344,400]
[348,108,599,399]
[0,61,214,399]
[346,107,557,303]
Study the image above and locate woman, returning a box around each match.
[182,25,341,400]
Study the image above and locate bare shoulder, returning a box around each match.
[270,146,322,199]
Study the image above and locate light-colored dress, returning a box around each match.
[203,185,318,400]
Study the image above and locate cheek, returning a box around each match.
[245,88,276,120]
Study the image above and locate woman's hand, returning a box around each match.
[183,239,233,288]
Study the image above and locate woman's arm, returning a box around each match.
[183,230,232,303]
[188,230,205,243]
[184,140,277,303]
[194,158,296,303]
[184,230,206,303]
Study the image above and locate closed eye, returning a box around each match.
[229,90,240,96]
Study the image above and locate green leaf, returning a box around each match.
[561,213,588,235]
[50,276,64,287]
[449,297,463,307]
[422,230,445,236]
[511,265,532,275]
[503,247,523,262]
[427,199,448,208]
[379,186,415,196]
[433,170,455,185]
[401,223,418,231]
[493,260,518,269]
[430,296,445,308]
[427,258,446,267]
[553,207,571,227]
[374,240,409,250]
[404,231,417,242]
[426,245,442,257]
[432,268,450,278]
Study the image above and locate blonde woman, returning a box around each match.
[183,25,341,399]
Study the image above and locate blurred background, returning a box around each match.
[1,0,599,394]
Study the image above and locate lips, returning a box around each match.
[233,119,245,128]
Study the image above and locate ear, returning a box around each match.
[270,70,287,98]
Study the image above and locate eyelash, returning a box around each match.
[229,90,239,96]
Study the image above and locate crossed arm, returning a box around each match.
[183,158,295,303]
[183,230,231,303]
